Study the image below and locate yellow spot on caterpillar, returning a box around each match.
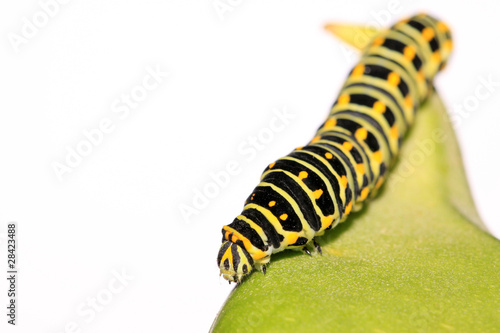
[437,21,449,32]
[352,64,365,77]
[296,146,303,150]
[356,163,365,175]
[422,27,435,41]
[287,233,299,245]
[280,214,288,221]
[373,101,386,113]
[251,193,255,200]
[405,95,413,108]
[417,70,425,82]
[269,162,275,169]
[340,175,348,188]
[360,187,369,200]
[325,152,333,159]
[298,171,308,180]
[372,151,382,163]
[222,248,233,264]
[268,201,276,207]
[223,226,256,255]
[324,119,337,128]
[311,136,321,143]
[355,128,368,141]
[313,189,323,199]
[390,126,399,139]
[387,72,400,86]
[322,216,334,229]
[337,94,350,105]
[343,141,353,150]
[444,40,453,51]
[432,51,441,63]
[373,36,384,46]
[253,250,266,260]
[403,45,416,61]
[345,201,353,215]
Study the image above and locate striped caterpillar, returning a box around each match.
[217,14,453,283]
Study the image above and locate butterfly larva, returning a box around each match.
[217,14,453,283]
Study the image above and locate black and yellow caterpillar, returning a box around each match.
[217,14,453,283]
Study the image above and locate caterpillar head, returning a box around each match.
[217,241,253,283]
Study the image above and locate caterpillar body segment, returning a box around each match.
[217,14,452,283]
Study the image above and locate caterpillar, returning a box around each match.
[217,14,453,283]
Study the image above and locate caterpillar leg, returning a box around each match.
[313,239,322,254]
[255,263,267,274]
[303,240,322,256]
[303,247,312,256]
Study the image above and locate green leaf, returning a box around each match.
[210,92,500,332]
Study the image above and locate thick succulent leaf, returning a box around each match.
[210,90,499,333]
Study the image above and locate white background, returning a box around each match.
[1,1,499,332]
